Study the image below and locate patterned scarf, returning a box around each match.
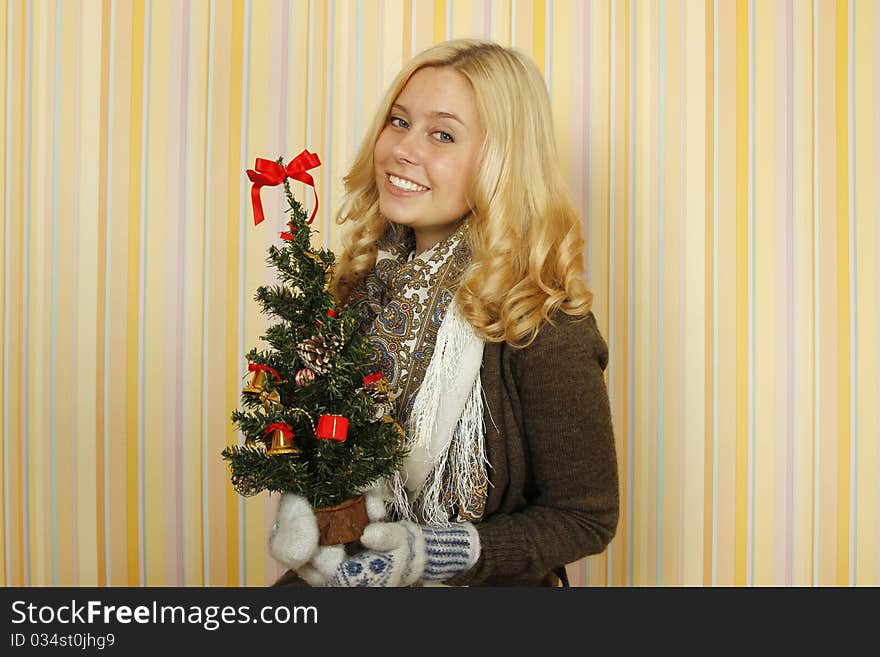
[347,222,488,523]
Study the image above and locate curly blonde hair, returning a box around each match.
[331,39,592,347]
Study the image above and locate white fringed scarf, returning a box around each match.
[347,223,489,524]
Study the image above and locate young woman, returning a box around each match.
[269,38,618,587]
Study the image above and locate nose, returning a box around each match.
[392,130,421,165]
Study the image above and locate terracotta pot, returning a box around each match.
[314,495,368,546]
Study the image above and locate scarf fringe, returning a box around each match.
[386,301,487,525]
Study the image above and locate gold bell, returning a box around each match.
[267,428,301,456]
[243,369,268,394]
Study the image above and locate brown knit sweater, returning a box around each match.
[446,310,619,586]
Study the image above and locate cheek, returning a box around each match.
[374,129,394,164]
[437,158,476,198]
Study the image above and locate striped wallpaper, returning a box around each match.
[1,0,877,587]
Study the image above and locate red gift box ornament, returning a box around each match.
[316,414,349,442]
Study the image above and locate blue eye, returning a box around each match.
[389,116,409,129]
[433,131,454,143]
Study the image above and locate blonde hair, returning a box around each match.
[332,39,592,347]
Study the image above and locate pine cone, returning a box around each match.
[357,378,393,422]
[296,335,340,374]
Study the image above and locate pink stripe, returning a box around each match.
[279,0,288,149]
[483,0,491,38]
[582,0,590,279]
[774,0,794,586]
[164,0,189,586]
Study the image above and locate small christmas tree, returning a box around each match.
[223,154,406,522]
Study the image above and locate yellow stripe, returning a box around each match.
[734,0,748,587]
[15,0,27,587]
[620,0,630,586]
[55,0,78,586]
[0,0,9,588]
[815,0,838,585]
[632,0,657,586]
[834,0,850,586]
[205,0,233,587]
[682,0,708,586]
[533,0,545,76]
[402,0,411,61]
[94,0,112,589]
[225,0,245,586]
[662,0,683,586]
[714,0,737,586]
[28,0,51,586]
[451,0,471,37]
[433,0,445,43]
[106,0,132,586]
[126,0,145,587]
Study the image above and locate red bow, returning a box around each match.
[246,150,321,226]
[263,422,295,438]
[248,362,282,381]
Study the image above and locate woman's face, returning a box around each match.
[373,67,484,252]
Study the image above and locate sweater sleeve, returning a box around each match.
[447,312,619,586]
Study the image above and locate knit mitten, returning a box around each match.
[419,523,481,583]
[268,493,319,570]
[296,483,389,587]
[325,521,480,587]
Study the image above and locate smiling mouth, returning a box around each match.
[387,173,430,192]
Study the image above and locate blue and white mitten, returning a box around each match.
[296,483,388,587]
[326,521,480,587]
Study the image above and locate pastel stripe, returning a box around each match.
[50,0,61,587]
[0,0,11,588]
[853,0,878,587]
[834,0,851,587]
[734,0,748,587]
[76,0,100,587]
[626,0,636,586]
[0,0,9,588]
[811,0,821,586]
[238,0,251,587]
[95,0,111,589]
[22,0,33,586]
[875,0,880,588]
[755,0,772,585]
[705,0,716,587]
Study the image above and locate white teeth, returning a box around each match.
[389,174,428,192]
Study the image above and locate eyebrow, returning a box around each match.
[391,103,466,127]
